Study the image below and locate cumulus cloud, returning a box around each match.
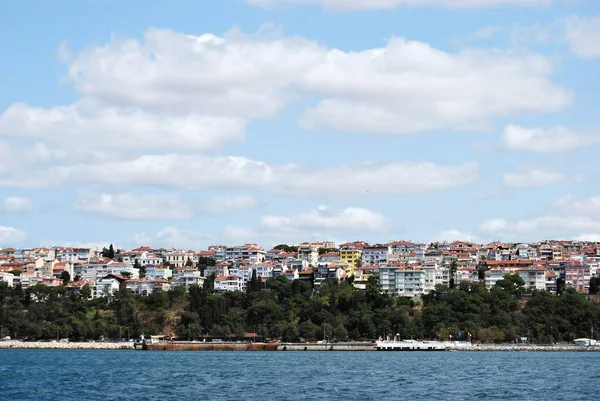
[49,154,478,197]
[51,28,569,136]
[564,15,600,59]
[246,0,556,11]
[433,229,476,243]
[202,195,259,214]
[74,193,194,220]
[0,226,26,245]
[0,101,246,154]
[501,124,600,153]
[3,196,33,213]
[502,166,570,188]
[261,205,392,232]
[479,194,600,241]
[133,227,212,250]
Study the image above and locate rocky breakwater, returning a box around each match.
[0,340,133,350]
[451,343,600,352]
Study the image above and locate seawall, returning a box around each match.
[0,341,133,350]
[280,342,376,351]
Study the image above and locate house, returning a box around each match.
[484,268,505,289]
[282,268,299,281]
[95,274,127,298]
[297,243,320,267]
[171,269,205,289]
[518,267,546,291]
[361,246,391,266]
[214,274,244,292]
[125,279,170,296]
[145,265,173,280]
[0,272,14,287]
[394,267,424,297]
[564,262,591,293]
[339,247,362,276]
[456,267,479,284]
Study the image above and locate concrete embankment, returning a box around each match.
[455,343,600,352]
[280,342,376,351]
[0,341,133,350]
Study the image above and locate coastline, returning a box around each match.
[0,340,133,350]
[1,340,598,352]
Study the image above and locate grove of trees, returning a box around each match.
[0,274,599,343]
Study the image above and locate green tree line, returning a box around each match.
[0,274,599,343]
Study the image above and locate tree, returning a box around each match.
[556,276,566,295]
[185,257,193,267]
[121,271,132,279]
[274,244,298,253]
[102,244,116,259]
[318,247,338,255]
[60,271,71,286]
[80,284,92,300]
[449,261,458,289]
[589,277,599,295]
[247,270,261,293]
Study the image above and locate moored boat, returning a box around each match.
[376,338,448,351]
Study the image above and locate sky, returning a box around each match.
[0,0,599,250]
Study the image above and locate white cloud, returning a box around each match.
[552,194,600,218]
[133,227,211,250]
[74,193,194,220]
[0,226,26,245]
[247,0,556,11]
[261,205,392,232]
[501,124,600,153]
[298,38,569,134]
[0,101,246,153]
[502,167,569,188]
[564,15,600,59]
[3,196,33,213]
[50,154,478,197]
[479,194,600,241]
[433,229,477,243]
[202,195,259,214]
[52,28,569,136]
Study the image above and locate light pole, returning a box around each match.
[253,325,256,343]
[324,324,327,345]
[393,325,396,341]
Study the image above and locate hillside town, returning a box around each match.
[0,239,599,298]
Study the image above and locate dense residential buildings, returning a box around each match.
[0,239,599,299]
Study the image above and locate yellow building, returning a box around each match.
[339,248,362,276]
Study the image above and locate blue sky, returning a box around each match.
[0,0,599,250]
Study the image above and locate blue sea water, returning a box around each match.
[0,350,599,400]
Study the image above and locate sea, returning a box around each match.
[0,350,598,400]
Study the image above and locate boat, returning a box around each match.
[376,338,448,351]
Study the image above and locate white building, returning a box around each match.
[145,266,173,280]
[0,272,14,287]
[171,269,205,289]
[95,276,123,298]
[81,261,139,282]
[362,246,391,266]
[214,274,245,292]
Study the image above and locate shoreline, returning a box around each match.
[0,340,133,350]
[1,340,599,352]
